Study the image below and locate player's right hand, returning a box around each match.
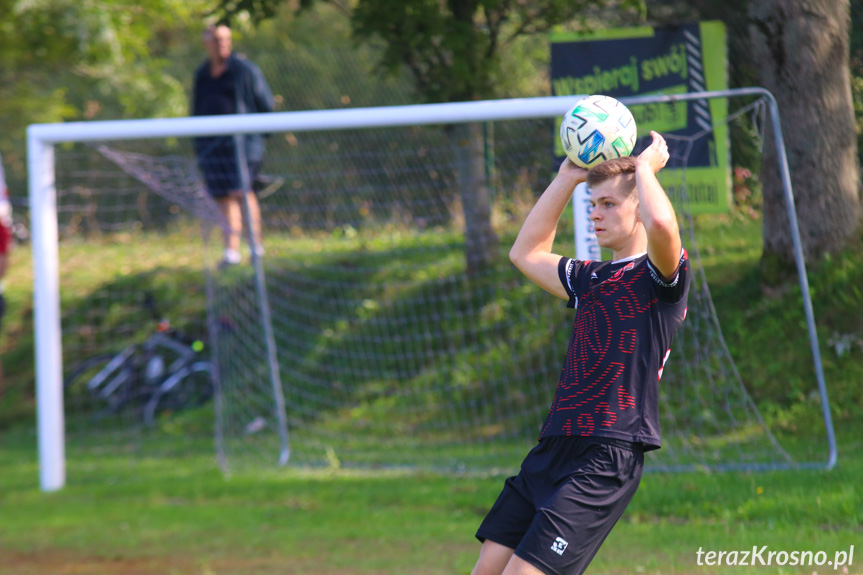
[558,157,588,183]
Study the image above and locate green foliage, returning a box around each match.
[692,214,863,435]
[349,0,647,102]
[2,0,424,195]
[232,5,418,111]
[216,0,647,103]
[0,0,209,191]
[4,212,862,446]
[0,225,209,429]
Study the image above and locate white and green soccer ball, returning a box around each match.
[559,94,637,169]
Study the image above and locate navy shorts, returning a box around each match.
[197,137,262,198]
[475,435,644,575]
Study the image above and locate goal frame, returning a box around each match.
[28,88,837,491]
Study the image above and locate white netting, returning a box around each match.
[55,94,804,473]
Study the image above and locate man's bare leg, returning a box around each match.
[217,195,242,263]
[217,191,263,263]
[242,190,263,253]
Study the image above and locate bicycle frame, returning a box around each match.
[82,331,202,409]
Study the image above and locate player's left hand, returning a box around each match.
[637,131,670,173]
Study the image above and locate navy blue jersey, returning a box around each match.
[540,250,690,450]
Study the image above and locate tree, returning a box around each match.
[749,0,862,280]
[218,0,645,274]
[0,0,206,190]
[649,0,862,280]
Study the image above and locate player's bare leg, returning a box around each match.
[502,555,546,575]
[471,540,514,575]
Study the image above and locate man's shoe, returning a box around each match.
[253,174,284,199]
[219,248,242,268]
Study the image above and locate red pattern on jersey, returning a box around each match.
[541,257,682,443]
[618,329,637,354]
[595,401,617,427]
[617,386,636,410]
[542,253,690,448]
[576,413,594,435]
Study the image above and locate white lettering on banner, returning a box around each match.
[573,182,599,261]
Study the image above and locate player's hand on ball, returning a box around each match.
[558,157,588,183]
[637,131,670,173]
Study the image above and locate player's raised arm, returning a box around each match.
[635,131,681,280]
[509,158,588,300]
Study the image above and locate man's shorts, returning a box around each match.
[198,137,262,199]
[475,435,644,575]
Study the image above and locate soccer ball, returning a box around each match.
[559,95,637,169]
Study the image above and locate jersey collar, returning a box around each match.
[611,252,647,265]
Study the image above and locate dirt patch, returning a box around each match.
[0,547,479,575]
[1,550,192,575]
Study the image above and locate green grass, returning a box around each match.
[1,427,862,574]
[690,214,863,433]
[1,213,862,573]
[0,225,211,426]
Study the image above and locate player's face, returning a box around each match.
[589,178,640,252]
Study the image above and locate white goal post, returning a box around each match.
[29,88,836,491]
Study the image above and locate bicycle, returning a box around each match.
[63,294,214,426]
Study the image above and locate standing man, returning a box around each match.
[471,132,691,575]
[192,23,274,267]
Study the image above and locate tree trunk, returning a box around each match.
[749,0,862,283]
[448,122,498,274]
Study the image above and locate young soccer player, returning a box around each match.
[471,131,690,575]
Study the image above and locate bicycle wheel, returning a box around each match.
[143,361,214,425]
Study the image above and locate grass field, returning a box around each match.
[1,212,862,574]
[1,426,861,574]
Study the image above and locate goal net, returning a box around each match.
[33,90,833,488]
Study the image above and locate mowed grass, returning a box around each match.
[1,427,862,575]
[1,214,862,573]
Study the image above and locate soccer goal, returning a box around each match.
[29,88,836,491]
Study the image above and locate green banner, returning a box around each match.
[551,22,730,214]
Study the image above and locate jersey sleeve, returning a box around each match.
[647,247,690,303]
[558,257,589,309]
